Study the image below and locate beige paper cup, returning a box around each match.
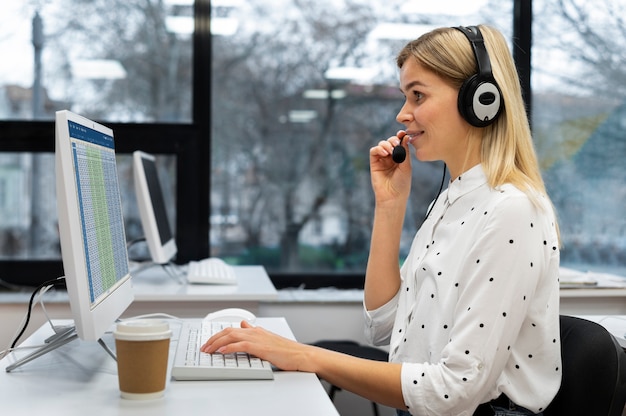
[113,319,172,400]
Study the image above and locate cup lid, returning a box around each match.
[113,319,172,341]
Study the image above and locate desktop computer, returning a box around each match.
[6,112,263,380]
[6,110,134,371]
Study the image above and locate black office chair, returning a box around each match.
[312,340,388,416]
[544,315,626,416]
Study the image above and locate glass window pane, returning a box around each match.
[0,152,177,262]
[0,2,192,122]
[210,0,513,274]
[533,0,626,275]
[0,154,56,258]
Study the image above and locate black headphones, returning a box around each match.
[454,26,503,127]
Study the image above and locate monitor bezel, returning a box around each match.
[55,110,134,341]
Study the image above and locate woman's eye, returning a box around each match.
[414,92,423,101]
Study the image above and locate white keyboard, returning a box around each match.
[171,320,274,381]
[186,258,238,285]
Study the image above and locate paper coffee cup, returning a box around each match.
[113,319,172,400]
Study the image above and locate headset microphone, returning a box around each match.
[392,136,406,163]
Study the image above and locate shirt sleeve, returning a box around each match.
[401,193,560,415]
[363,290,400,347]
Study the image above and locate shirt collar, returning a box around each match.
[446,164,488,204]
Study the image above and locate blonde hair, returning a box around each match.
[397,25,560,239]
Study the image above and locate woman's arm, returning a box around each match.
[364,132,412,310]
[364,203,405,310]
[201,321,407,410]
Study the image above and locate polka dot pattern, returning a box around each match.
[367,166,561,415]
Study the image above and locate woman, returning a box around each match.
[202,25,561,415]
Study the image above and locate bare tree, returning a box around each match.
[42,0,192,121]
[212,0,391,270]
[535,0,626,99]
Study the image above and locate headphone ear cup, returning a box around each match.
[457,75,479,126]
[457,75,502,127]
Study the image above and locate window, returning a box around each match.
[0,2,192,122]
[1,0,624,288]
[0,0,191,258]
[210,0,513,279]
[533,0,626,276]
[0,0,202,286]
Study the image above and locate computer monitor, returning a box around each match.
[6,111,134,372]
[132,150,177,265]
[55,110,134,341]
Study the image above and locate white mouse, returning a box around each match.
[204,308,256,323]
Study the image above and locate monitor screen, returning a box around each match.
[55,110,134,341]
[133,150,177,264]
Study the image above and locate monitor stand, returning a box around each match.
[130,260,185,284]
[5,324,116,373]
[161,262,186,284]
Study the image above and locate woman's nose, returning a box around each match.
[396,102,412,124]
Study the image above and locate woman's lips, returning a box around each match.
[405,131,423,143]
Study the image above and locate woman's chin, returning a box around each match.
[414,152,435,163]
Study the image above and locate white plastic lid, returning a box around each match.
[113,319,172,341]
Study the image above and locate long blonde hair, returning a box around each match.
[397,25,545,198]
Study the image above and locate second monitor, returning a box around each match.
[133,150,237,285]
[133,150,177,265]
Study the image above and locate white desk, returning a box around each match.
[1,317,339,416]
[128,265,279,317]
[0,266,279,348]
[0,265,278,364]
[559,270,626,315]
[560,289,626,315]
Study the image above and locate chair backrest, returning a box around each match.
[544,315,626,415]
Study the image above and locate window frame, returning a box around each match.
[0,0,531,289]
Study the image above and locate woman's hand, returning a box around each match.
[200,321,313,372]
[201,321,406,410]
[369,130,412,204]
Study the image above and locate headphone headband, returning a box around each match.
[455,26,493,80]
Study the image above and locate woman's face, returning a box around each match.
[396,58,472,168]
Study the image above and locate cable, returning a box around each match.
[120,312,183,322]
[126,236,146,250]
[34,284,58,334]
[10,277,66,349]
[423,163,447,222]
[127,237,150,262]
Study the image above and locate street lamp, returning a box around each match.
[32,11,44,119]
